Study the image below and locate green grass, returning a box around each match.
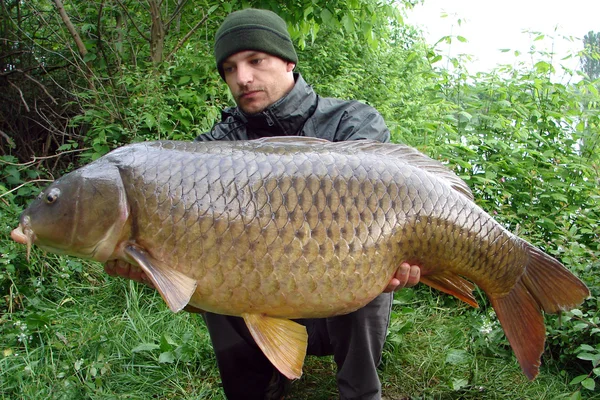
[0,258,591,400]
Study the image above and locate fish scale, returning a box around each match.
[11,137,589,381]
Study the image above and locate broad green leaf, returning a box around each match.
[451,378,469,390]
[158,351,175,364]
[568,391,582,400]
[132,343,160,353]
[570,374,588,385]
[445,349,470,365]
[320,9,333,25]
[581,378,595,391]
[83,52,97,62]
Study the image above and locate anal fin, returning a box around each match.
[421,271,478,308]
[124,245,197,313]
[242,313,308,380]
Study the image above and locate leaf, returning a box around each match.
[83,52,97,62]
[304,6,313,19]
[144,113,156,129]
[445,349,470,365]
[158,351,175,364]
[207,4,218,15]
[451,378,469,390]
[341,14,354,33]
[570,374,588,385]
[577,352,600,366]
[457,35,467,43]
[579,344,595,352]
[320,9,333,25]
[132,343,160,353]
[568,391,582,400]
[581,378,595,391]
[458,111,472,121]
[571,309,584,317]
[160,334,177,352]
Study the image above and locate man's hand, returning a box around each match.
[104,260,154,288]
[383,262,420,293]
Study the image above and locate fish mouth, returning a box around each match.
[11,221,35,261]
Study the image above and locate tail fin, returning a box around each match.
[490,241,589,380]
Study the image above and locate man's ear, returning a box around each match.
[286,62,296,72]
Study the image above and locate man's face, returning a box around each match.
[222,51,295,115]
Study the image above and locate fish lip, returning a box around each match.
[11,220,35,261]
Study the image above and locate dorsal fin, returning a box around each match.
[365,142,474,201]
[251,137,474,200]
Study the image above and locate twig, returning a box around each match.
[165,0,189,32]
[0,147,91,167]
[165,10,211,62]
[0,129,16,148]
[7,80,30,112]
[0,179,54,199]
[24,71,59,105]
[116,0,150,42]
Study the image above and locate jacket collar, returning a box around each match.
[232,73,318,137]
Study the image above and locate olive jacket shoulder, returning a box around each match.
[195,73,390,143]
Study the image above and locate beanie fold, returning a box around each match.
[214,9,298,79]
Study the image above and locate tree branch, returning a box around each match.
[116,0,150,42]
[52,0,88,57]
[165,0,189,32]
[165,11,211,62]
[23,72,59,105]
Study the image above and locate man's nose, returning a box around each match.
[235,64,253,86]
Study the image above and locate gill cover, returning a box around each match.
[19,160,129,262]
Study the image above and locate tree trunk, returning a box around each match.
[148,0,164,64]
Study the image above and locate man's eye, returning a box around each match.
[250,58,263,65]
[223,66,234,73]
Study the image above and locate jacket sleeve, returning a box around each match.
[194,131,219,141]
[335,103,390,143]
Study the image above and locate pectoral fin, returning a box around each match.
[420,271,479,308]
[124,245,197,313]
[242,313,308,380]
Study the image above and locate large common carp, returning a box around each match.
[11,137,588,380]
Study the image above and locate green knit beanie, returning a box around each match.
[214,8,298,79]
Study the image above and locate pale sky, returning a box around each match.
[405,0,599,76]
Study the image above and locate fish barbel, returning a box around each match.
[11,137,589,380]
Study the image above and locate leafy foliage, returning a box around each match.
[581,31,600,80]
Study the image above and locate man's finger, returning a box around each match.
[406,265,420,287]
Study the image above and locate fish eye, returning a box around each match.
[44,188,61,204]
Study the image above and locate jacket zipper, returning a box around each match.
[264,111,275,127]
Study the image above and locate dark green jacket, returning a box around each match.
[196,73,390,143]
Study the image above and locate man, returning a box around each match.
[106,8,420,400]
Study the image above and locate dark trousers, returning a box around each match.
[204,292,393,400]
